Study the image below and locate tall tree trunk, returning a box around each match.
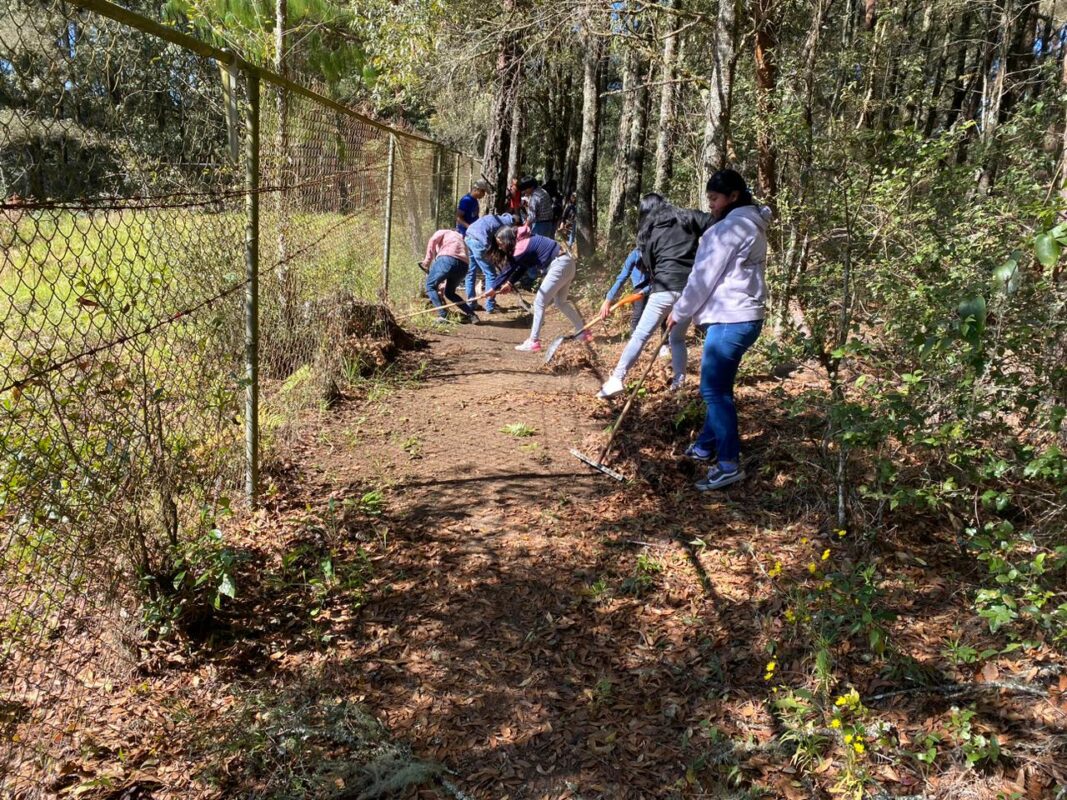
[1061,50,1067,215]
[507,78,523,183]
[753,0,779,206]
[623,54,650,231]
[977,0,1013,193]
[606,45,639,253]
[481,5,520,212]
[563,85,582,194]
[653,0,680,193]
[700,0,740,200]
[550,71,572,183]
[576,26,604,257]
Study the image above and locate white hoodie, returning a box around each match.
[671,204,771,326]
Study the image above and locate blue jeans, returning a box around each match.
[531,220,555,238]
[464,237,498,312]
[426,256,472,318]
[694,320,764,464]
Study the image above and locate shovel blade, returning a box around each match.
[543,335,566,364]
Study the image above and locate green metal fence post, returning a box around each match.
[244,70,260,507]
[382,134,396,299]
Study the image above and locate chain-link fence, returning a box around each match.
[0,0,479,792]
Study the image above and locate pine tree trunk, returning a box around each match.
[701,0,740,201]
[481,5,520,212]
[753,0,779,205]
[606,46,638,253]
[623,55,650,229]
[576,28,603,257]
[653,0,680,193]
[507,79,523,184]
[977,0,1013,193]
[1060,32,1067,214]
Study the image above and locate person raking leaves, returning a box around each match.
[667,169,769,491]
[421,228,479,325]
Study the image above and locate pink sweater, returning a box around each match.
[424,229,469,265]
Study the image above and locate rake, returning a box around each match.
[570,328,670,481]
[543,291,644,364]
[394,287,491,321]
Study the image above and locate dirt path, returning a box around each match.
[277,301,800,799]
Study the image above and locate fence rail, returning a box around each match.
[0,0,479,792]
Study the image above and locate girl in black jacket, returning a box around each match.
[597,194,714,398]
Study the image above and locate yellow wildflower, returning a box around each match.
[822,548,831,561]
[853,742,865,754]
[784,608,796,624]
[843,733,853,744]
[836,529,847,537]
[768,560,782,578]
[807,562,817,574]
[801,537,809,545]
[835,695,848,706]
[830,718,841,729]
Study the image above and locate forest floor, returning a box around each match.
[34,296,1067,800]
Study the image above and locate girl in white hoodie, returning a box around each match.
[668,170,768,490]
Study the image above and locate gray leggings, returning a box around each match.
[610,290,689,383]
[530,253,584,340]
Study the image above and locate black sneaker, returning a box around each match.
[462,313,481,325]
[695,464,745,491]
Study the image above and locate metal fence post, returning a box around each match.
[382,134,395,299]
[244,70,260,507]
[453,151,460,208]
[430,145,440,228]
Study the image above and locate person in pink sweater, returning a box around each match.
[421,229,479,324]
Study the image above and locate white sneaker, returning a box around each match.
[515,338,542,352]
[669,376,685,392]
[597,376,625,398]
[658,345,670,359]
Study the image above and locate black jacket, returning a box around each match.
[639,208,715,293]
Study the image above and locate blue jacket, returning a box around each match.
[606,248,647,300]
[465,213,517,246]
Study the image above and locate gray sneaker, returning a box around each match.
[695,464,745,491]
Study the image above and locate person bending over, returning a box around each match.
[421,228,479,325]
[490,228,588,353]
[668,169,769,491]
[597,193,714,398]
[463,211,518,314]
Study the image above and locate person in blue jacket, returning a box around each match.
[464,212,518,314]
[489,228,588,352]
[598,247,648,334]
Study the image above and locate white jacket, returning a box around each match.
[671,204,770,326]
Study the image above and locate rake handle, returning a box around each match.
[566,291,646,340]
[597,328,671,464]
[395,288,490,321]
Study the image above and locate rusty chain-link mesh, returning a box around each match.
[0,0,474,793]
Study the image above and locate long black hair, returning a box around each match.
[486,224,517,268]
[636,192,669,253]
[706,169,754,217]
